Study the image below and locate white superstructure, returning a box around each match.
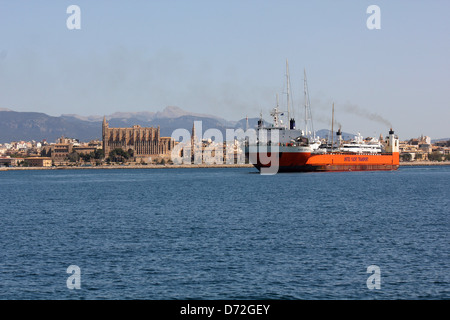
[339,133,382,153]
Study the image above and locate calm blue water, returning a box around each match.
[0,166,449,300]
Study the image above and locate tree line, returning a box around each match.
[68,149,105,163]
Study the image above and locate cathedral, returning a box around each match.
[102,117,174,161]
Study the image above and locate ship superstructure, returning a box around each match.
[245,63,399,173]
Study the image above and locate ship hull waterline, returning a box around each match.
[246,148,400,173]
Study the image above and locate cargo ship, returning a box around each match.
[245,62,399,173]
[245,126,400,173]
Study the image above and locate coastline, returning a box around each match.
[1,161,450,171]
[0,164,255,171]
[399,161,450,166]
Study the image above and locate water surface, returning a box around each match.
[0,166,448,299]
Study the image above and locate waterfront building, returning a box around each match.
[102,117,174,161]
[40,137,74,166]
[25,157,52,167]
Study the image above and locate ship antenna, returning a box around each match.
[331,103,335,152]
[276,93,280,127]
[286,59,291,124]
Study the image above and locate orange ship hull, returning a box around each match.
[248,150,399,172]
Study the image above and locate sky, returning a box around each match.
[0,0,449,140]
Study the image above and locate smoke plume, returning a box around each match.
[340,103,392,128]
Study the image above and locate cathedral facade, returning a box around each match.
[102,117,174,160]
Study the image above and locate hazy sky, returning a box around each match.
[0,0,449,139]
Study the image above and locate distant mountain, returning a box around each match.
[0,110,100,142]
[315,129,357,141]
[154,106,226,121]
[431,138,450,143]
[0,107,261,143]
[60,106,224,123]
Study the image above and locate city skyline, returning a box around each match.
[0,0,449,139]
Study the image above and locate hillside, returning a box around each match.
[0,107,260,143]
[0,111,100,142]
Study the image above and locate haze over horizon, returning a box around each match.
[0,0,449,140]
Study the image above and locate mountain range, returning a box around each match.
[0,106,363,143]
[0,106,259,143]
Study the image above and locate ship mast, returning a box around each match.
[270,93,285,128]
[304,69,308,136]
[302,69,316,140]
[286,59,291,125]
[276,93,280,111]
[331,103,335,152]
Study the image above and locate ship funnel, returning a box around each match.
[290,118,296,130]
[258,119,263,128]
[337,128,342,145]
[389,128,394,135]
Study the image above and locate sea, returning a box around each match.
[0,166,448,300]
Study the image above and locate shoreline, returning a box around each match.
[0,164,255,171]
[399,161,450,166]
[1,162,450,171]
